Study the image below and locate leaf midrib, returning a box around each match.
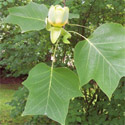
[44,66,53,114]
[10,14,45,22]
[87,39,121,77]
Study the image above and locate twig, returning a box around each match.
[63,0,66,7]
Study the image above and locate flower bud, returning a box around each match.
[48,5,69,27]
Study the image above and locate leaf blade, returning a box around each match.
[22,63,82,124]
[4,2,48,32]
[74,23,125,98]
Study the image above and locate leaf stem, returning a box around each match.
[45,41,59,114]
[51,41,59,67]
[68,30,92,45]
[50,40,59,87]
[68,24,93,31]
[63,0,66,6]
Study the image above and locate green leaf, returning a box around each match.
[69,13,80,19]
[50,27,62,44]
[74,23,125,98]
[53,0,62,5]
[22,63,82,124]
[4,2,48,32]
[49,28,71,44]
[61,29,71,44]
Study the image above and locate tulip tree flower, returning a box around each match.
[48,5,69,27]
[46,5,71,44]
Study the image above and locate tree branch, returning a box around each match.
[63,0,66,7]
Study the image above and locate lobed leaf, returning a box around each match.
[4,2,48,32]
[74,23,125,98]
[22,63,82,124]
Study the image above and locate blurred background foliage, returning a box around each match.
[0,0,124,77]
[0,0,124,124]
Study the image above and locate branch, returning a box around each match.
[63,0,66,7]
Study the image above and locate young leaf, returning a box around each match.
[74,23,125,98]
[50,27,62,44]
[22,63,82,125]
[61,28,71,44]
[4,2,48,32]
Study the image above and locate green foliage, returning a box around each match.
[22,63,81,124]
[8,87,29,118]
[69,13,79,19]
[0,0,51,77]
[4,2,48,32]
[1,0,124,77]
[66,78,125,125]
[8,78,125,125]
[8,86,60,124]
[0,30,51,77]
[74,23,125,98]
[0,0,124,124]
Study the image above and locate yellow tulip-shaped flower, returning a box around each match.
[48,5,69,27]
